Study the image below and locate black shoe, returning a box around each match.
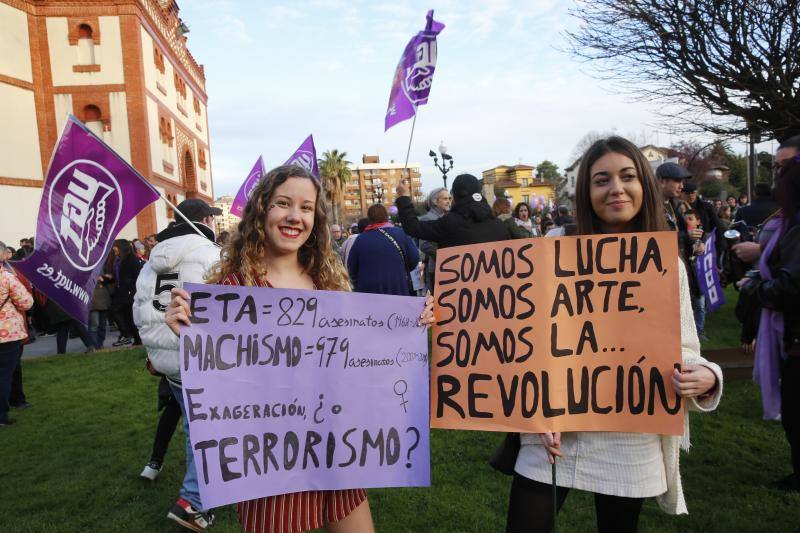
[11,402,31,409]
[167,498,214,531]
[112,337,132,347]
[0,419,15,427]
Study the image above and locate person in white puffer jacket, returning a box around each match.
[133,198,222,531]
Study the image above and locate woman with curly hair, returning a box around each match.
[166,164,434,533]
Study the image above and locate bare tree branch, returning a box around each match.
[564,0,800,140]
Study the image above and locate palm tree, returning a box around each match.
[318,149,352,225]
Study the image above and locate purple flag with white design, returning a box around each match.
[13,116,160,324]
[385,10,445,131]
[230,156,265,218]
[694,231,726,313]
[284,134,319,180]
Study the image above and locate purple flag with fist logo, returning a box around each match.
[13,116,159,324]
[385,10,445,131]
[230,156,265,218]
[284,134,319,180]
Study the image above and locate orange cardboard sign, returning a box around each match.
[431,232,684,435]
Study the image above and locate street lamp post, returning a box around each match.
[429,141,454,189]
[373,178,384,205]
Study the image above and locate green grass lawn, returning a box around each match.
[0,347,796,532]
[701,286,743,350]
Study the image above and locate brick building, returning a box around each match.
[343,155,423,222]
[0,0,213,245]
[213,194,238,234]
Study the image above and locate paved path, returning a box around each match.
[21,332,134,359]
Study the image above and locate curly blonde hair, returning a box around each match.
[207,165,351,291]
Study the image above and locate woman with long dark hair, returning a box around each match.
[740,154,800,490]
[165,165,435,533]
[110,239,142,346]
[506,136,723,532]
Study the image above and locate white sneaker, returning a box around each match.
[140,461,163,480]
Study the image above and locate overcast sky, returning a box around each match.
[179,0,777,197]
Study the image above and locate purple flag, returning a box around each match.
[385,10,445,131]
[230,156,265,218]
[694,231,726,313]
[180,283,430,509]
[13,116,160,323]
[230,137,319,219]
[284,134,319,180]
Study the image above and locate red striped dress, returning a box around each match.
[220,272,368,533]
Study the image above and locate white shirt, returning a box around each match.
[514,260,723,512]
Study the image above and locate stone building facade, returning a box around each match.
[0,0,212,244]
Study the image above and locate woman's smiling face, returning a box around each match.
[263,177,317,256]
[589,152,643,233]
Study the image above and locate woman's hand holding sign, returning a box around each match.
[672,364,717,398]
[419,291,435,327]
[539,432,562,464]
[166,287,191,336]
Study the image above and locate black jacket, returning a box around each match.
[396,196,511,248]
[735,198,780,229]
[743,224,800,353]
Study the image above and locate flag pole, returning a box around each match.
[158,193,218,243]
[401,111,418,202]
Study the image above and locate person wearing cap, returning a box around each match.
[657,163,709,340]
[394,174,510,248]
[132,198,222,530]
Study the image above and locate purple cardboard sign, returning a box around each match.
[385,10,445,131]
[231,156,266,218]
[13,116,159,323]
[180,283,431,509]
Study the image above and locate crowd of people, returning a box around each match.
[0,133,798,532]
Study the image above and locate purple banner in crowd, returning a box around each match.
[13,116,159,324]
[283,134,319,180]
[385,10,445,131]
[230,156,265,218]
[180,283,430,509]
[694,231,726,313]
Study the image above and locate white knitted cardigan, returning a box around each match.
[657,260,724,514]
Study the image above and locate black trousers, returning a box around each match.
[9,345,26,406]
[781,357,800,479]
[506,474,644,533]
[150,388,181,465]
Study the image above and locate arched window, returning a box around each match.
[77,24,95,65]
[83,105,103,136]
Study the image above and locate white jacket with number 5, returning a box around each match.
[133,222,221,384]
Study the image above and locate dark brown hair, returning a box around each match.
[513,202,530,219]
[575,136,667,235]
[492,198,511,217]
[367,204,388,223]
[776,154,800,231]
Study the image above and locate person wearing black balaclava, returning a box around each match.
[395,174,510,248]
